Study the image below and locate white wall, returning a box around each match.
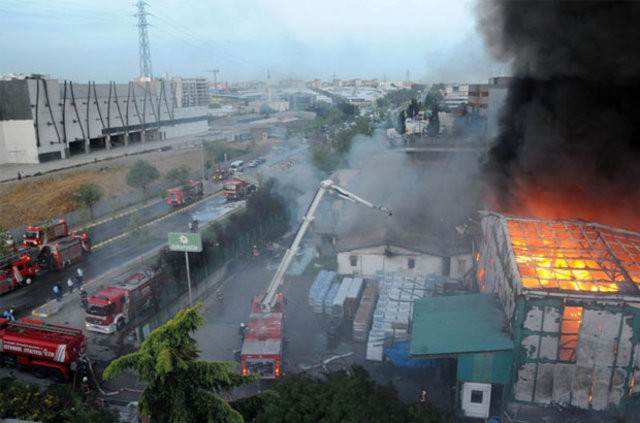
[337,245,443,278]
[0,120,39,164]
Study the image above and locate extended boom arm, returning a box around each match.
[260,179,391,312]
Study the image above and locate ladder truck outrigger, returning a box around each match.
[240,179,391,379]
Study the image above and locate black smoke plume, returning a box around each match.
[477,1,640,229]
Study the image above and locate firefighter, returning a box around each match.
[2,308,15,321]
[53,283,62,302]
[76,267,84,287]
[67,277,75,293]
[419,386,429,404]
[252,245,260,258]
[79,288,88,309]
[216,289,224,304]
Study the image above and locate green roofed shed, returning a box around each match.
[410,293,513,357]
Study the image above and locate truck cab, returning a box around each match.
[85,268,158,334]
[23,219,68,249]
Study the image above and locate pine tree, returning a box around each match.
[103,304,254,423]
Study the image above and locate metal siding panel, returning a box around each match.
[515,362,536,402]
[539,335,558,360]
[523,305,543,331]
[521,335,540,359]
[571,366,593,409]
[616,314,634,367]
[533,363,554,404]
[608,368,626,407]
[542,306,561,333]
[552,364,574,405]
[592,367,612,410]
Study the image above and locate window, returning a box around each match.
[350,255,358,267]
[470,390,484,404]
[559,306,583,362]
[408,258,415,269]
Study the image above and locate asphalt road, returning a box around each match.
[0,143,305,318]
[0,142,451,417]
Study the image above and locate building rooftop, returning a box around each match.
[497,215,640,295]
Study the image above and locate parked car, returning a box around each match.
[248,158,266,168]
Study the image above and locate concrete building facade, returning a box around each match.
[467,77,511,139]
[0,76,208,164]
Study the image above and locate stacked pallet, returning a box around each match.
[352,283,379,342]
[308,270,337,314]
[344,277,364,320]
[323,281,340,315]
[366,272,438,362]
[330,277,354,321]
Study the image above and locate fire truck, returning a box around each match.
[167,179,204,206]
[223,173,258,201]
[240,180,391,379]
[212,167,230,182]
[0,247,40,291]
[23,219,69,249]
[38,234,91,271]
[0,317,88,382]
[85,267,160,334]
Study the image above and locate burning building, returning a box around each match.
[476,212,640,413]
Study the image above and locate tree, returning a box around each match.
[0,377,116,422]
[74,183,102,219]
[165,166,191,187]
[397,110,407,135]
[0,225,14,256]
[407,98,421,119]
[427,104,440,138]
[126,160,160,193]
[103,304,254,423]
[256,365,412,423]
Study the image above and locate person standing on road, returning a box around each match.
[53,283,62,301]
[76,267,84,286]
[79,288,88,310]
[67,277,75,293]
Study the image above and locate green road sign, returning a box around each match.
[168,232,202,252]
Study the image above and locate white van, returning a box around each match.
[229,160,244,174]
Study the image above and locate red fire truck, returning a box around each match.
[38,234,91,271]
[85,268,160,334]
[223,173,258,201]
[0,247,40,291]
[23,219,69,249]
[0,317,88,382]
[167,179,204,206]
[240,180,391,379]
[212,167,230,182]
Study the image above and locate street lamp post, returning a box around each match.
[200,141,206,185]
[185,251,193,307]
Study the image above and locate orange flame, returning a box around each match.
[488,178,640,233]
[506,220,640,293]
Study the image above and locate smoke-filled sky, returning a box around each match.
[0,0,502,83]
[478,1,640,231]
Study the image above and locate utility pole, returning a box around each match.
[203,69,219,93]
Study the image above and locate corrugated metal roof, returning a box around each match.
[457,351,513,385]
[501,215,640,294]
[410,293,513,356]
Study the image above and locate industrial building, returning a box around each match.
[0,75,208,164]
[410,212,640,419]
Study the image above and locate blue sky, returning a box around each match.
[0,0,505,84]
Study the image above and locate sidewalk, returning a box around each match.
[0,134,208,183]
